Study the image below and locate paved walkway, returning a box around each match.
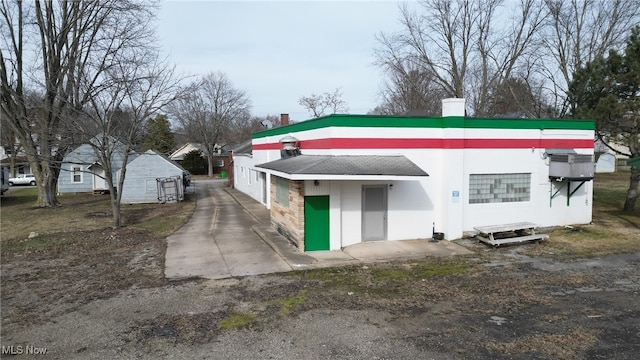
[166,179,473,280]
[225,187,474,268]
[164,180,292,280]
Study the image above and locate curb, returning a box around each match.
[251,225,318,269]
[225,186,318,269]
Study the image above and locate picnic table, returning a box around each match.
[474,222,549,247]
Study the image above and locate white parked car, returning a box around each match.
[8,174,37,186]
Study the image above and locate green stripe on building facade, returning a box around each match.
[252,114,595,139]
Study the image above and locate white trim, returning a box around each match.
[257,168,428,181]
[72,166,83,183]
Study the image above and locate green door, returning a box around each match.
[304,196,330,251]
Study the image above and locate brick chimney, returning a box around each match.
[280,113,289,126]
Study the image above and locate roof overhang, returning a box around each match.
[258,170,428,181]
[256,155,429,181]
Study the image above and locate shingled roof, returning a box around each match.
[256,155,428,179]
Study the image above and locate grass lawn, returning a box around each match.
[532,169,640,256]
[1,188,196,242]
[1,170,638,256]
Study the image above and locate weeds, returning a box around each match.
[218,312,257,330]
[277,291,308,315]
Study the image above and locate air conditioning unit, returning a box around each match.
[549,153,594,180]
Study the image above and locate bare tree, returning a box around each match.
[224,114,282,145]
[0,102,23,177]
[539,0,640,116]
[170,72,251,178]
[375,59,445,115]
[486,76,554,117]
[0,0,158,207]
[298,88,349,117]
[375,0,546,116]
[79,57,181,228]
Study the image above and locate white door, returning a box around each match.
[93,166,107,190]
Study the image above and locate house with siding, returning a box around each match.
[0,156,32,178]
[119,150,187,204]
[170,142,228,175]
[233,98,595,252]
[169,143,206,161]
[58,135,129,194]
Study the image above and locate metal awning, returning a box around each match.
[255,155,429,180]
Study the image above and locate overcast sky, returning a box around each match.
[157,0,409,121]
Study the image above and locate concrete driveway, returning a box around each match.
[164,179,292,280]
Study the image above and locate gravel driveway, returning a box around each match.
[2,238,639,359]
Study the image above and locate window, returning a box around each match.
[215,159,224,167]
[145,179,156,193]
[248,170,252,185]
[469,173,530,204]
[72,166,82,183]
[276,177,289,206]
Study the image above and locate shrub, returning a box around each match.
[181,150,208,175]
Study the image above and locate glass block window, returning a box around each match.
[275,177,289,206]
[469,173,531,204]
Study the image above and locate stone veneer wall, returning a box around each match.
[270,175,306,251]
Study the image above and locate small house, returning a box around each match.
[169,143,206,162]
[170,142,228,175]
[58,135,129,194]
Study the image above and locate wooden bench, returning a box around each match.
[474,222,549,247]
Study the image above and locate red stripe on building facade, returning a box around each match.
[251,138,594,150]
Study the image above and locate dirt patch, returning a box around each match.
[1,227,168,328]
[136,310,232,344]
[2,231,639,359]
[1,176,639,358]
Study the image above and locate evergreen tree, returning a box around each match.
[569,26,640,212]
[144,114,175,154]
[181,150,208,175]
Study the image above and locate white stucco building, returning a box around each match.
[233,99,595,251]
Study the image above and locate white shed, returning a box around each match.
[120,150,186,204]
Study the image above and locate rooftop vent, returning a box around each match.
[279,135,301,159]
[549,153,594,180]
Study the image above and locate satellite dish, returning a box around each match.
[261,120,273,129]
